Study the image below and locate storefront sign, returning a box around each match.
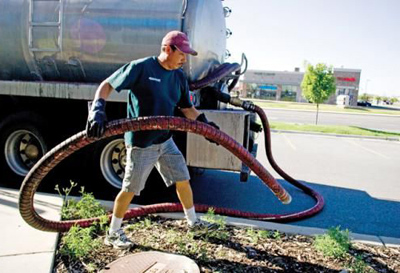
[259,85,277,90]
[336,77,356,82]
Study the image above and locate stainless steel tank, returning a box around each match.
[0,0,226,83]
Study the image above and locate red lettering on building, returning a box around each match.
[336,77,356,82]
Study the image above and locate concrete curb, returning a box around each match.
[96,199,400,248]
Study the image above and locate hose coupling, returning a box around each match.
[241,100,256,111]
[211,89,256,112]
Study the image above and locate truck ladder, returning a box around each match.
[28,0,63,53]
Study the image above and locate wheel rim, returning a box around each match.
[4,129,46,176]
[100,138,126,188]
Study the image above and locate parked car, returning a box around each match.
[357,101,372,107]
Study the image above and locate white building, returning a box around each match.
[240,68,361,106]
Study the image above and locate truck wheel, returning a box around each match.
[0,115,48,185]
[99,137,126,189]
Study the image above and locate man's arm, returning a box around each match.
[94,81,114,101]
[180,106,220,145]
[180,106,201,120]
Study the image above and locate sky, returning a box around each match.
[225,0,400,97]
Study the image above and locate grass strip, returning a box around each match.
[270,122,400,139]
[248,99,400,116]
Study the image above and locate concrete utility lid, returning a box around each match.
[100,251,200,273]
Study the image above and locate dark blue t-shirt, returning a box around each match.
[106,56,193,147]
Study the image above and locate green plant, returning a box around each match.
[202,208,226,228]
[55,180,77,197]
[347,255,374,273]
[201,208,229,241]
[143,217,152,228]
[314,226,351,258]
[126,217,154,232]
[246,228,271,244]
[57,182,109,262]
[83,262,97,273]
[165,229,208,261]
[92,214,110,233]
[55,182,107,220]
[60,225,101,260]
[272,230,281,240]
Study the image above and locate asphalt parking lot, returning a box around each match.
[191,131,400,239]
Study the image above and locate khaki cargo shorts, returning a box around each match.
[122,138,190,195]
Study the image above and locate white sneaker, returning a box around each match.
[104,229,134,249]
[189,219,219,231]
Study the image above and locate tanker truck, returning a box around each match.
[0,0,257,194]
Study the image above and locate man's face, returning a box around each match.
[168,46,187,69]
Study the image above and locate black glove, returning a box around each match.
[196,113,220,145]
[86,98,107,138]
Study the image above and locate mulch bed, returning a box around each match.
[54,215,400,272]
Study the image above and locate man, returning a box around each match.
[86,30,219,249]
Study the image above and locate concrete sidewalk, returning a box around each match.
[1,187,399,273]
[0,187,63,273]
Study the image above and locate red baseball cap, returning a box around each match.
[162,31,198,56]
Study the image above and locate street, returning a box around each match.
[191,129,400,238]
[263,107,400,133]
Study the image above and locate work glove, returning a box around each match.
[86,98,107,138]
[196,113,220,145]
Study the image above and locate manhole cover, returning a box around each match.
[100,251,200,273]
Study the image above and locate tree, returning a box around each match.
[390,97,398,104]
[359,93,373,102]
[301,63,336,125]
[375,96,382,105]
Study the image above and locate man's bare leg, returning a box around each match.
[176,180,198,226]
[105,191,135,249]
[113,191,135,218]
[175,180,194,209]
[108,191,135,234]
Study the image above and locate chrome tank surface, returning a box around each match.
[0,0,226,83]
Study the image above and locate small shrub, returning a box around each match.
[55,182,107,220]
[246,228,271,244]
[272,230,281,240]
[126,217,154,231]
[202,208,227,228]
[143,217,152,228]
[347,255,374,273]
[84,262,97,273]
[92,214,110,233]
[60,225,101,260]
[201,208,229,241]
[314,226,351,258]
[165,230,208,261]
[57,182,108,262]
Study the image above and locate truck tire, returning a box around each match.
[0,112,48,186]
[99,137,126,189]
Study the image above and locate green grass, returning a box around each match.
[269,121,400,139]
[248,99,400,116]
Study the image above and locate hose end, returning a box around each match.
[282,193,292,205]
